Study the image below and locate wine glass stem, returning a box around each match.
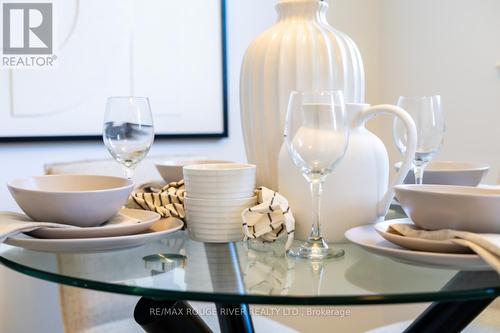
[309,177,323,240]
[124,166,134,180]
[414,164,425,185]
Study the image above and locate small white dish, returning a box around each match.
[183,163,256,175]
[184,196,257,207]
[5,217,183,253]
[183,163,256,199]
[156,159,230,183]
[186,181,255,191]
[27,209,161,239]
[188,223,243,231]
[394,184,500,233]
[183,213,243,223]
[185,196,256,224]
[8,175,134,227]
[345,224,490,271]
[374,219,470,254]
[185,190,256,200]
[184,195,256,243]
[188,228,244,243]
[396,160,489,186]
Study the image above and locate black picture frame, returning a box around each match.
[0,0,228,142]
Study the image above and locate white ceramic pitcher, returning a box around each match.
[278,103,417,242]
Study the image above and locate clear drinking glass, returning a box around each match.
[393,95,445,184]
[284,91,349,260]
[103,97,155,179]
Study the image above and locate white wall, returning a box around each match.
[368,0,500,183]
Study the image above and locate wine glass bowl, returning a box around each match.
[103,97,155,179]
[393,95,445,184]
[284,91,349,260]
[287,104,348,178]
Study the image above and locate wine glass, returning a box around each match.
[103,97,155,179]
[284,91,349,260]
[393,95,445,184]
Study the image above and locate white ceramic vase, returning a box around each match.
[240,0,365,189]
[278,104,417,242]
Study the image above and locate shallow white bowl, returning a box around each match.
[185,196,255,242]
[155,159,230,183]
[185,197,256,222]
[186,188,255,200]
[184,163,256,199]
[184,212,243,222]
[396,161,489,186]
[188,223,243,231]
[184,179,256,188]
[186,187,255,200]
[394,184,500,233]
[184,196,257,210]
[8,175,134,227]
[187,215,244,226]
[187,227,244,243]
[183,163,256,176]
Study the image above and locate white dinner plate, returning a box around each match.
[345,224,491,271]
[5,217,183,253]
[27,208,161,239]
[374,219,470,254]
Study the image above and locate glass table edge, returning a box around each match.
[1,254,498,306]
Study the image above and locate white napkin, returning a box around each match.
[389,223,500,274]
[241,187,295,250]
[243,247,295,295]
[0,212,76,243]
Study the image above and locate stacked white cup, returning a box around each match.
[183,163,257,242]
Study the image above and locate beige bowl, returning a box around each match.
[396,161,489,186]
[8,175,134,227]
[183,163,256,199]
[185,196,256,242]
[394,184,500,233]
[188,228,244,243]
[155,160,230,183]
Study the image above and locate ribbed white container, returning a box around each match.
[240,0,365,189]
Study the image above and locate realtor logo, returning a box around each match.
[2,3,53,54]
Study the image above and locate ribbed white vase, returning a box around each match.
[240,0,365,189]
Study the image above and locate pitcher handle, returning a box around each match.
[353,104,417,217]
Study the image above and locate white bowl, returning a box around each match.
[184,196,256,242]
[396,161,489,186]
[187,227,244,243]
[188,224,243,231]
[185,182,255,200]
[155,159,230,183]
[184,212,243,222]
[186,189,255,200]
[394,184,500,233]
[185,196,256,211]
[184,163,256,199]
[183,163,256,176]
[8,175,134,227]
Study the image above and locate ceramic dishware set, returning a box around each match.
[346,161,498,271]
[155,159,230,184]
[183,163,257,243]
[4,175,183,252]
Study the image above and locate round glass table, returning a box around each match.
[1,208,499,333]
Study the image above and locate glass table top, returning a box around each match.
[1,208,499,305]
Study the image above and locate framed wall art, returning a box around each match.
[0,0,227,141]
